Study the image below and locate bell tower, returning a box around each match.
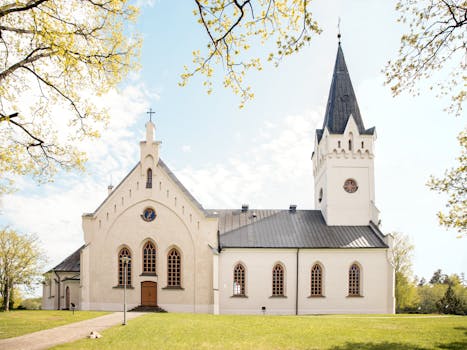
[312,42,379,226]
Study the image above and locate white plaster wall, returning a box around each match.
[80,125,218,312]
[312,116,378,226]
[219,248,394,315]
[41,279,55,310]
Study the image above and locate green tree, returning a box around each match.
[436,284,465,315]
[0,0,140,192]
[389,232,419,312]
[427,129,467,237]
[385,0,466,115]
[185,0,322,107]
[0,228,46,311]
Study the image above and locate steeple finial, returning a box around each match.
[337,17,341,44]
[146,108,155,122]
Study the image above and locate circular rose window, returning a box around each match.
[141,207,156,222]
[343,179,358,193]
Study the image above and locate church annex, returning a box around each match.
[42,44,395,315]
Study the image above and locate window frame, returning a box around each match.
[166,248,182,288]
[271,263,285,297]
[348,263,361,297]
[118,247,132,287]
[142,240,157,275]
[232,263,246,297]
[310,263,324,297]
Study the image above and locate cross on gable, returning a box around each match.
[147,108,156,122]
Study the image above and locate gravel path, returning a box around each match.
[0,312,146,350]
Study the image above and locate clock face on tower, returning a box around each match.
[343,179,358,193]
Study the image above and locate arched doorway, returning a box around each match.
[65,286,70,309]
[141,281,157,306]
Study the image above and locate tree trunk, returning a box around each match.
[4,277,10,311]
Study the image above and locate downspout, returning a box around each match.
[54,270,61,310]
[295,248,299,315]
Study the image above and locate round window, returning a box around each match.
[141,207,156,222]
[343,179,358,193]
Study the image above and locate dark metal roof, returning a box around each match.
[52,245,84,272]
[317,44,375,142]
[214,210,387,249]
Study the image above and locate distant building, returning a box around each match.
[42,43,395,314]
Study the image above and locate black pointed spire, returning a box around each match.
[317,44,374,142]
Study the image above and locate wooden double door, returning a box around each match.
[141,281,157,306]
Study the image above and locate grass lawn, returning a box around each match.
[0,310,109,339]
[52,313,467,350]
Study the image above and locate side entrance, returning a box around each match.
[141,281,157,306]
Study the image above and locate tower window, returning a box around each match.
[338,141,341,148]
[146,168,152,188]
[318,188,323,203]
[361,141,364,149]
[348,140,352,151]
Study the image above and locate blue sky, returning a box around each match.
[1,0,465,294]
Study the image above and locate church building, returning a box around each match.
[42,43,395,315]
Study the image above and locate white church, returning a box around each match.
[42,43,395,315]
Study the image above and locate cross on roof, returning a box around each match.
[147,108,156,122]
[337,17,342,44]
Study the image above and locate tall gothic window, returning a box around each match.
[348,263,361,296]
[143,241,156,273]
[272,264,284,296]
[233,263,246,296]
[146,168,152,188]
[167,248,181,287]
[118,247,132,286]
[310,264,323,296]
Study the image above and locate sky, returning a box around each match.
[0,0,466,296]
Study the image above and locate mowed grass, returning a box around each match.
[0,310,109,339]
[53,313,467,350]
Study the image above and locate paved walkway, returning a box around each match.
[0,312,146,350]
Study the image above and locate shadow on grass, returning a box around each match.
[329,340,467,350]
[329,343,428,350]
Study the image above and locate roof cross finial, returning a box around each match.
[337,17,342,44]
[146,108,155,122]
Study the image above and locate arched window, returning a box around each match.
[167,248,181,287]
[272,264,284,296]
[233,263,246,296]
[143,241,156,274]
[348,139,352,151]
[118,247,132,286]
[310,264,323,296]
[146,168,152,188]
[348,264,361,296]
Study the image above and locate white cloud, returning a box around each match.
[181,145,192,153]
[174,111,321,209]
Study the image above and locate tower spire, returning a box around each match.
[317,42,373,142]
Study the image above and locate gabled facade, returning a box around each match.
[42,43,395,315]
